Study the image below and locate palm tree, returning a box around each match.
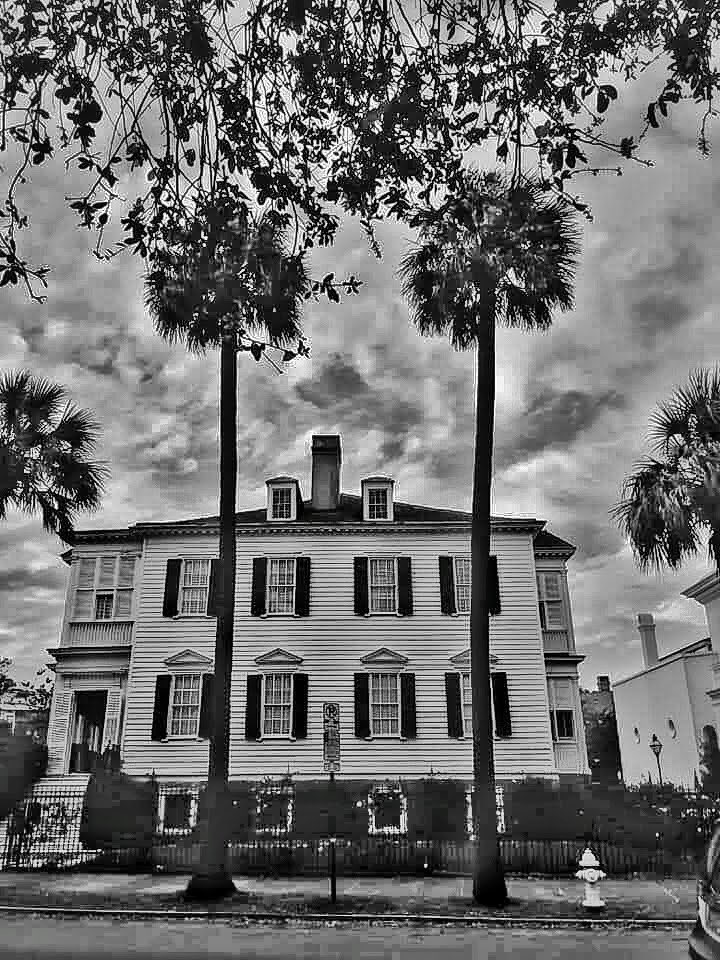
[399,170,580,905]
[613,367,720,576]
[0,370,107,543]
[145,203,310,899]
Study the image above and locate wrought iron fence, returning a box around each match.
[0,784,711,876]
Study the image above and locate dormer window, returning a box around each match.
[361,478,394,522]
[266,478,299,522]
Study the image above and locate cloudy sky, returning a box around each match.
[1,67,719,692]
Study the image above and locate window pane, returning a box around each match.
[272,488,292,519]
[98,556,117,589]
[170,675,201,736]
[268,559,295,613]
[117,556,135,589]
[114,589,133,619]
[73,590,93,620]
[263,674,292,735]
[556,710,574,739]
[370,673,399,735]
[542,574,561,600]
[462,672,472,737]
[256,788,294,836]
[94,593,114,620]
[455,558,471,613]
[368,489,388,519]
[77,558,96,590]
[181,587,206,615]
[183,559,209,587]
[369,558,396,612]
[544,601,564,627]
[164,794,192,831]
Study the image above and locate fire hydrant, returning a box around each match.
[575,846,606,911]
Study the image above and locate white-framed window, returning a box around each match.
[158,787,200,835]
[460,672,496,738]
[254,782,294,836]
[454,557,471,613]
[180,559,210,615]
[267,558,296,614]
[169,674,202,737]
[369,557,397,613]
[547,678,576,742]
[72,555,136,621]
[262,673,294,737]
[465,784,506,839]
[362,480,394,522]
[370,672,400,736]
[368,488,388,520]
[368,783,408,836]
[266,482,297,522]
[537,572,565,630]
[272,487,292,520]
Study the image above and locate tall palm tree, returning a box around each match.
[0,370,107,543]
[145,203,310,899]
[399,170,580,905]
[613,367,720,576]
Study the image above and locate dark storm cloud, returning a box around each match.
[295,352,425,464]
[495,386,626,471]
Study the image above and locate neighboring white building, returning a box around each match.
[40,434,588,835]
[683,572,720,743]
[613,613,715,788]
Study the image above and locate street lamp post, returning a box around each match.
[650,734,663,786]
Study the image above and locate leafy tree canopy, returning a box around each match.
[0,0,717,297]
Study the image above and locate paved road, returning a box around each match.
[0,916,695,958]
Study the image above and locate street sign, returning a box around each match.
[323,702,340,772]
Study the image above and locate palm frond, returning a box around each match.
[648,367,720,455]
[52,406,103,452]
[611,457,701,572]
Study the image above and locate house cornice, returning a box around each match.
[47,644,132,658]
[682,572,720,605]
[69,517,546,543]
[543,652,585,665]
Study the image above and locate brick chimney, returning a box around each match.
[311,435,342,510]
[637,613,659,668]
[597,676,610,693]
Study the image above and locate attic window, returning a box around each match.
[362,479,394,522]
[368,489,388,520]
[272,488,292,520]
[266,481,297,522]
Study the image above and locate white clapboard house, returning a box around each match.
[39,434,588,838]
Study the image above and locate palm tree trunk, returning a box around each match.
[185,331,237,900]
[470,312,508,907]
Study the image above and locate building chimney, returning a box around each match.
[597,676,610,693]
[311,435,342,510]
[637,613,659,668]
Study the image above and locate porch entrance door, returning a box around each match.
[69,691,107,773]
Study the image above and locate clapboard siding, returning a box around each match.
[121,528,557,780]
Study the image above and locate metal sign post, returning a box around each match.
[323,703,340,904]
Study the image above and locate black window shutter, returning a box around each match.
[295,557,311,617]
[245,674,262,740]
[488,555,501,616]
[354,673,370,737]
[251,558,267,617]
[445,672,463,737]
[397,557,413,615]
[353,558,369,615]
[162,560,182,617]
[206,560,221,617]
[198,673,214,738]
[151,675,171,740]
[400,672,417,738]
[439,557,456,615]
[291,673,309,739]
[492,671,512,737]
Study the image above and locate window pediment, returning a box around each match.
[163,649,213,668]
[254,647,304,666]
[449,648,499,667]
[360,647,409,665]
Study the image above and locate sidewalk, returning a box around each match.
[0,872,700,921]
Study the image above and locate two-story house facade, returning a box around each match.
[43,435,588,836]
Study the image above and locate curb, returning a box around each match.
[0,904,696,928]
